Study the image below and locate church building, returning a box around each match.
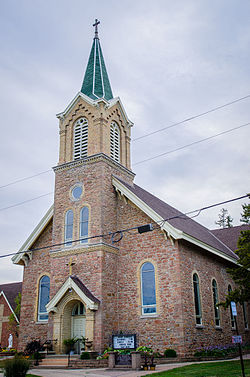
[12,21,249,357]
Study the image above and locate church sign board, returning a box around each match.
[112,334,136,350]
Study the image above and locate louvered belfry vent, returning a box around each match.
[110,122,120,163]
[73,118,88,160]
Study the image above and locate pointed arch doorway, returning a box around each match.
[71,301,86,354]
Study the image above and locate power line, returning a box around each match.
[133,94,250,141]
[1,94,250,191]
[0,169,52,190]
[133,121,250,166]
[1,94,249,191]
[0,192,53,212]
[1,193,248,259]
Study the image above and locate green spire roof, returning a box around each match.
[81,20,113,101]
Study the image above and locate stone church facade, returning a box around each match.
[12,23,249,357]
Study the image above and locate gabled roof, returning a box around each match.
[81,33,113,101]
[0,282,22,322]
[46,275,99,313]
[12,206,53,265]
[211,224,250,251]
[112,176,238,264]
[56,92,133,128]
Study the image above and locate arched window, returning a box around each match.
[38,275,50,321]
[228,285,236,329]
[141,262,156,315]
[72,302,85,316]
[73,117,88,160]
[193,273,202,325]
[110,122,120,163]
[212,279,220,327]
[65,210,74,246]
[80,206,89,244]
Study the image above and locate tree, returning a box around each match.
[215,208,233,228]
[221,202,250,307]
[8,292,21,338]
[240,203,250,225]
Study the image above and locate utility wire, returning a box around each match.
[0,121,249,212]
[1,94,249,191]
[133,121,250,166]
[0,170,52,189]
[133,94,250,141]
[0,192,53,212]
[1,193,248,259]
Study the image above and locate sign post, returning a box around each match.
[230,302,245,377]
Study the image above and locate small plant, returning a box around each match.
[3,355,30,377]
[96,347,113,360]
[164,348,177,358]
[80,351,91,359]
[63,337,78,354]
[24,340,41,356]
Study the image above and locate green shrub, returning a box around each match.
[164,348,177,358]
[3,356,30,377]
[80,351,91,359]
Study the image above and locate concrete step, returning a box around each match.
[37,358,69,368]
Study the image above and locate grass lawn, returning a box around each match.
[149,359,250,377]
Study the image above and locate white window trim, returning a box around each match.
[110,121,120,163]
[65,210,74,247]
[73,118,88,160]
[38,276,50,322]
[140,262,157,316]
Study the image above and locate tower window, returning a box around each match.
[212,279,220,327]
[38,275,50,322]
[110,122,120,163]
[65,210,74,246]
[193,273,202,325]
[80,206,89,244]
[140,262,157,315]
[73,118,88,160]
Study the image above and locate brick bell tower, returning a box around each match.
[48,20,135,353]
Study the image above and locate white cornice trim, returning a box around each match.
[56,92,97,119]
[56,93,133,128]
[46,276,99,313]
[112,177,238,265]
[12,205,54,265]
[107,97,134,127]
[0,291,19,323]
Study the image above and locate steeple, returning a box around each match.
[81,19,113,101]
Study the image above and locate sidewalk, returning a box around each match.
[0,354,249,377]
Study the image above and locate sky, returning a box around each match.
[0,0,249,284]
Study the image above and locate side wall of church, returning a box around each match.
[18,221,52,351]
[179,241,250,356]
[114,195,186,356]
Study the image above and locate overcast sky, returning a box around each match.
[0,0,249,284]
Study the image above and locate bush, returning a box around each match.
[164,348,177,358]
[80,351,91,359]
[3,355,30,377]
[24,340,41,356]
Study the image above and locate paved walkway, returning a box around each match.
[0,354,249,377]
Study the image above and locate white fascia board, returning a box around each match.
[181,233,238,265]
[112,177,238,265]
[107,97,134,127]
[46,277,99,313]
[56,92,97,119]
[112,176,182,240]
[12,205,54,265]
[0,291,19,323]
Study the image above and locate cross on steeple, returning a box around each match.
[93,19,100,39]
